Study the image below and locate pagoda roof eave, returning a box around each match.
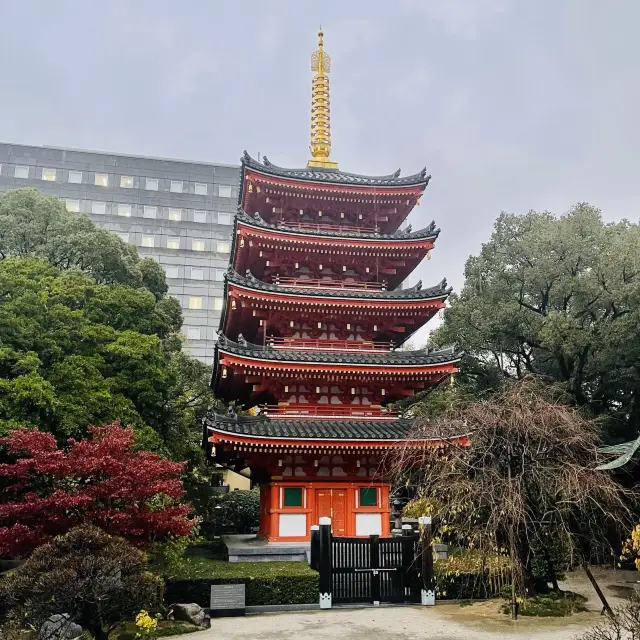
[204,413,469,449]
[215,335,463,368]
[226,269,452,302]
[236,209,441,242]
[241,151,431,190]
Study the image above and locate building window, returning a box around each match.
[91,201,106,215]
[94,173,108,186]
[116,232,129,243]
[165,265,179,279]
[145,178,159,191]
[170,180,183,193]
[359,488,378,507]
[41,168,56,181]
[186,326,201,340]
[143,205,157,219]
[168,208,182,222]
[217,240,230,253]
[215,268,226,281]
[193,210,207,223]
[194,182,207,195]
[188,296,203,310]
[189,267,204,280]
[283,487,303,507]
[191,239,205,252]
[120,175,134,188]
[117,204,132,217]
[141,235,155,248]
[65,199,80,213]
[167,237,180,249]
[213,297,223,311]
[218,185,233,198]
[14,165,29,179]
[218,212,231,225]
[68,170,82,184]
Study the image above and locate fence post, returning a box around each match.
[418,516,435,606]
[310,525,320,571]
[370,534,381,606]
[318,517,332,609]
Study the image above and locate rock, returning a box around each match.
[39,614,83,640]
[169,603,211,629]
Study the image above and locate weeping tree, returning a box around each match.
[390,377,634,599]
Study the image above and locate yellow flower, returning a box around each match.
[135,610,158,637]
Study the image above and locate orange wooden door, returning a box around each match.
[317,490,332,521]
[332,490,347,534]
[316,489,347,534]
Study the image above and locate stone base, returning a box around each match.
[222,535,310,563]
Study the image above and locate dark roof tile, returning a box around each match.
[227,269,452,301]
[242,151,431,188]
[216,335,462,366]
[235,208,440,241]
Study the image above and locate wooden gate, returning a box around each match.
[311,519,432,606]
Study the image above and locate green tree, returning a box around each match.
[435,203,640,439]
[0,258,180,442]
[0,188,167,293]
[0,187,218,465]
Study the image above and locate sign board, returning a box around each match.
[210,583,245,617]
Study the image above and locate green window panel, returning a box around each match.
[359,487,377,507]
[283,487,303,507]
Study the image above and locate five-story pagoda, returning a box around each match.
[204,30,463,541]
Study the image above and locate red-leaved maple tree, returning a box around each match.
[0,422,195,557]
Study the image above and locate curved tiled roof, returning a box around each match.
[216,335,462,367]
[205,413,415,440]
[204,412,469,443]
[235,208,440,241]
[242,151,431,188]
[227,268,452,301]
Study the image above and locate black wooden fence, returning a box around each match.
[311,517,435,608]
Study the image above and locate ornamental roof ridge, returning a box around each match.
[215,332,463,366]
[227,268,452,301]
[241,151,431,188]
[235,207,441,240]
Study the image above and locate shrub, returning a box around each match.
[434,550,511,600]
[211,489,260,534]
[0,525,163,640]
[164,560,318,607]
[501,591,587,617]
[0,423,196,557]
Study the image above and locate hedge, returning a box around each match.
[165,561,319,607]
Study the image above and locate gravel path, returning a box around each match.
[178,568,639,640]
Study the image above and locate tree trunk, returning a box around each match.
[89,625,109,640]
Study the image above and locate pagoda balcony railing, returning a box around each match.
[274,276,386,292]
[259,404,398,421]
[284,221,379,234]
[267,337,394,352]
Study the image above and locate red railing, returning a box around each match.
[260,404,398,420]
[287,221,379,234]
[274,276,386,292]
[267,337,393,352]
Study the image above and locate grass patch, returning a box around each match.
[502,591,588,617]
[110,620,200,640]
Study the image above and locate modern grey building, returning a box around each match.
[0,142,240,364]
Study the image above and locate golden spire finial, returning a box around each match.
[308,28,338,169]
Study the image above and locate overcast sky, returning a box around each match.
[1,0,639,333]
